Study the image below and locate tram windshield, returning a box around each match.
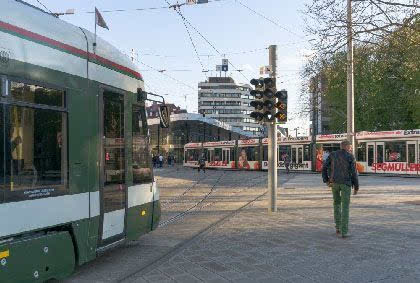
[132,105,153,184]
[185,148,199,161]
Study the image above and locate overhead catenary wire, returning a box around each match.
[83,0,228,14]
[175,7,206,72]
[170,6,250,82]
[35,0,53,14]
[234,0,307,40]
[136,58,197,92]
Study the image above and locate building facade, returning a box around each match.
[198,77,264,136]
[148,113,258,163]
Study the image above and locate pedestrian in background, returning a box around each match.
[322,140,359,238]
[152,155,157,168]
[283,153,291,174]
[198,153,206,173]
[159,154,163,168]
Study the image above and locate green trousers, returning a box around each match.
[331,183,351,235]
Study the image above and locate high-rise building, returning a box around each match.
[198,77,264,136]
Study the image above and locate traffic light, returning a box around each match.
[249,78,265,122]
[249,78,287,123]
[274,90,288,123]
[262,77,276,122]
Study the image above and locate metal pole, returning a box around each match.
[347,0,355,154]
[157,125,160,154]
[268,45,277,213]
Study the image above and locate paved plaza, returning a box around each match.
[66,166,420,283]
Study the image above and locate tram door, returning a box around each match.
[99,91,127,245]
[222,148,230,164]
[366,142,384,173]
[291,145,303,165]
[407,141,418,175]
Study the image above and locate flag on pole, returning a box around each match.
[95,7,109,30]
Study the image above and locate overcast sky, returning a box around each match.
[25,0,314,135]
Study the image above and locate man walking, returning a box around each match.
[198,153,206,173]
[159,154,163,168]
[322,140,359,238]
[283,153,291,174]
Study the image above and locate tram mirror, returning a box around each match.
[159,105,170,128]
[137,88,147,101]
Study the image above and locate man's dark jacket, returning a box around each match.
[322,149,359,189]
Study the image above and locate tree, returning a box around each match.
[304,0,419,56]
[301,20,420,133]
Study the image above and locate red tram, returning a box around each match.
[184,129,420,175]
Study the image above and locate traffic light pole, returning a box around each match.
[268,45,277,213]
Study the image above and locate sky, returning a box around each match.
[25,0,314,135]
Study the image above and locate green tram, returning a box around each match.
[0,1,160,281]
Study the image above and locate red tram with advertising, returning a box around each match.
[184,129,420,176]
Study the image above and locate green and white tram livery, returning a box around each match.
[0,1,160,282]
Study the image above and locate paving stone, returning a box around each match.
[171,274,201,283]
[199,261,229,272]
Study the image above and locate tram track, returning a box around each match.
[118,173,296,282]
[158,171,226,227]
[161,173,209,209]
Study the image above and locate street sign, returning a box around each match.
[159,105,170,128]
[186,0,196,5]
[221,59,228,71]
[216,65,222,71]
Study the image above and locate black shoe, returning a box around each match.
[342,234,350,238]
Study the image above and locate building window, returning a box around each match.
[1,82,68,203]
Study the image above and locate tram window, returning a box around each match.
[4,105,68,202]
[11,82,65,107]
[279,146,291,159]
[132,106,152,184]
[368,145,374,166]
[239,147,258,162]
[263,146,268,160]
[303,145,310,161]
[186,149,199,161]
[214,148,222,161]
[357,143,366,162]
[385,141,406,162]
[377,144,384,163]
[408,144,415,163]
